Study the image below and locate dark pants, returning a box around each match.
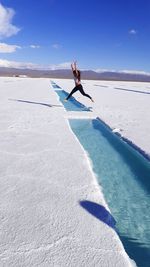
[66,84,92,100]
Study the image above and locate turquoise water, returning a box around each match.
[51,81,92,111]
[50,81,61,89]
[69,118,150,267]
[54,89,92,112]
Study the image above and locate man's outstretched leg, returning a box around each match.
[78,85,94,102]
[64,86,79,101]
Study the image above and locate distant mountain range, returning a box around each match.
[0,67,150,82]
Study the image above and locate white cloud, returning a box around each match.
[0,59,149,76]
[55,62,70,69]
[95,68,150,76]
[0,59,71,70]
[30,45,40,49]
[0,3,20,39]
[129,29,137,35]
[0,59,37,69]
[52,43,62,49]
[119,70,150,76]
[95,68,116,73]
[0,42,21,53]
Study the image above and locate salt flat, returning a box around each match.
[0,77,140,266]
[56,78,150,158]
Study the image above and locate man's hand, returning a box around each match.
[74,61,77,70]
[71,61,78,72]
[71,63,74,71]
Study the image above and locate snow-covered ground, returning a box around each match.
[1,76,147,266]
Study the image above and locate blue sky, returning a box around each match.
[0,0,150,72]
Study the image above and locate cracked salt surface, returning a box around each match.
[0,77,138,266]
